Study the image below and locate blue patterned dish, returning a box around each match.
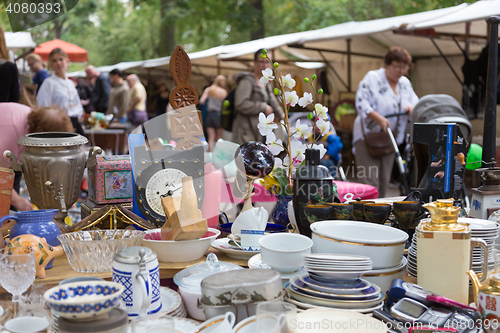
[44,281,125,320]
[300,273,371,294]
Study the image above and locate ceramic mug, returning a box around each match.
[112,247,162,317]
[193,312,236,333]
[233,229,264,251]
[231,207,268,235]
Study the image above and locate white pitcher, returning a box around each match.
[231,207,268,235]
[112,246,162,316]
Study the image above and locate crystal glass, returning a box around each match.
[0,247,36,317]
[256,301,297,333]
[132,314,175,333]
[57,230,145,273]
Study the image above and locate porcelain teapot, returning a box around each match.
[231,207,268,235]
[112,246,161,317]
[468,267,500,332]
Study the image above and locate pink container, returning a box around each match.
[88,155,132,204]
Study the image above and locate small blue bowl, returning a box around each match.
[44,281,124,320]
[218,223,287,237]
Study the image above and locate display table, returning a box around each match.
[28,249,247,289]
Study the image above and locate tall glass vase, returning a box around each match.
[272,195,292,227]
[292,149,338,237]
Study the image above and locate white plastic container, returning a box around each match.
[173,253,243,321]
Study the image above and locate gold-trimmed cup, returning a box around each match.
[327,203,353,220]
[351,201,374,221]
[304,204,333,224]
[393,201,420,232]
[363,203,392,224]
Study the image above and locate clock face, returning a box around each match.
[145,168,188,216]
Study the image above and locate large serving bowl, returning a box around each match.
[44,281,124,320]
[142,228,220,263]
[259,233,313,273]
[311,221,408,269]
[362,257,407,293]
[58,230,145,273]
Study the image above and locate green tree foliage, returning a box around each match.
[0,0,478,66]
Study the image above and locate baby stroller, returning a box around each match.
[406,94,473,204]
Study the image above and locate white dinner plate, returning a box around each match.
[307,269,364,280]
[211,238,260,260]
[286,296,384,314]
[305,254,372,262]
[248,254,306,280]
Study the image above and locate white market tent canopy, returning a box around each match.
[70,0,499,100]
[5,32,36,54]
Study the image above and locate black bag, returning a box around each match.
[221,88,236,131]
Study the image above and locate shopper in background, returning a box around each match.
[108,69,130,123]
[26,53,49,96]
[199,75,227,151]
[0,24,20,103]
[85,65,110,113]
[126,74,148,126]
[0,103,74,211]
[353,46,419,198]
[36,48,85,136]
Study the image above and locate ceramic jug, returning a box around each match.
[0,209,60,269]
[112,246,161,317]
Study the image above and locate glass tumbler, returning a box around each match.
[256,301,297,333]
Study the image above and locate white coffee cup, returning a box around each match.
[231,207,268,235]
[233,229,264,251]
[259,233,313,273]
[193,312,235,333]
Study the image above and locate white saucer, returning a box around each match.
[248,254,306,280]
[118,287,182,316]
[211,238,260,260]
[127,317,200,333]
[286,296,384,314]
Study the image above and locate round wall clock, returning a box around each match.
[134,145,204,227]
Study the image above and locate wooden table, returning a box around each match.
[31,248,248,288]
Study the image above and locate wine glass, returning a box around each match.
[0,247,36,317]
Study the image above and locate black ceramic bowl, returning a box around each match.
[304,204,333,224]
[328,203,353,220]
[351,201,375,221]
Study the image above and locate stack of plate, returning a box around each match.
[303,254,372,280]
[285,271,384,313]
[407,218,500,278]
[285,254,383,313]
[159,287,187,318]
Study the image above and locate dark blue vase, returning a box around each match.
[272,195,292,227]
[0,209,60,269]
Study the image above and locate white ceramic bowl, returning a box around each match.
[44,281,125,320]
[5,317,49,333]
[259,233,313,273]
[362,257,407,293]
[142,228,220,263]
[311,221,408,269]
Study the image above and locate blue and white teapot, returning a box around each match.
[112,246,161,316]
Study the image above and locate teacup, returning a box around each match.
[364,203,392,224]
[352,201,375,221]
[328,203,353,220]
[233,229,264,251]
[193,312,235,333]
[393,201,420,232]
[304,204,333,223]
[231,207,268,235]
[259,233,313,273]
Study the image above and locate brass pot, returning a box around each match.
[4,132,100,232]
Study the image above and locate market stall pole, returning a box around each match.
[481,16,500,167]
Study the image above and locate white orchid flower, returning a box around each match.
[315,103,329,120]
[312,143,327,159]
[281,74,296,89]
[257,112,278,136]
[298,92,313,107]
[274,157,284,169]
[316,118,330,135]
[260,68,275,85]
[285,91,299,107]
[266,132,284,155]
[290,139,307,165]
[292,119,312,139]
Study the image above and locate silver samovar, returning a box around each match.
[3,132,100,232]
